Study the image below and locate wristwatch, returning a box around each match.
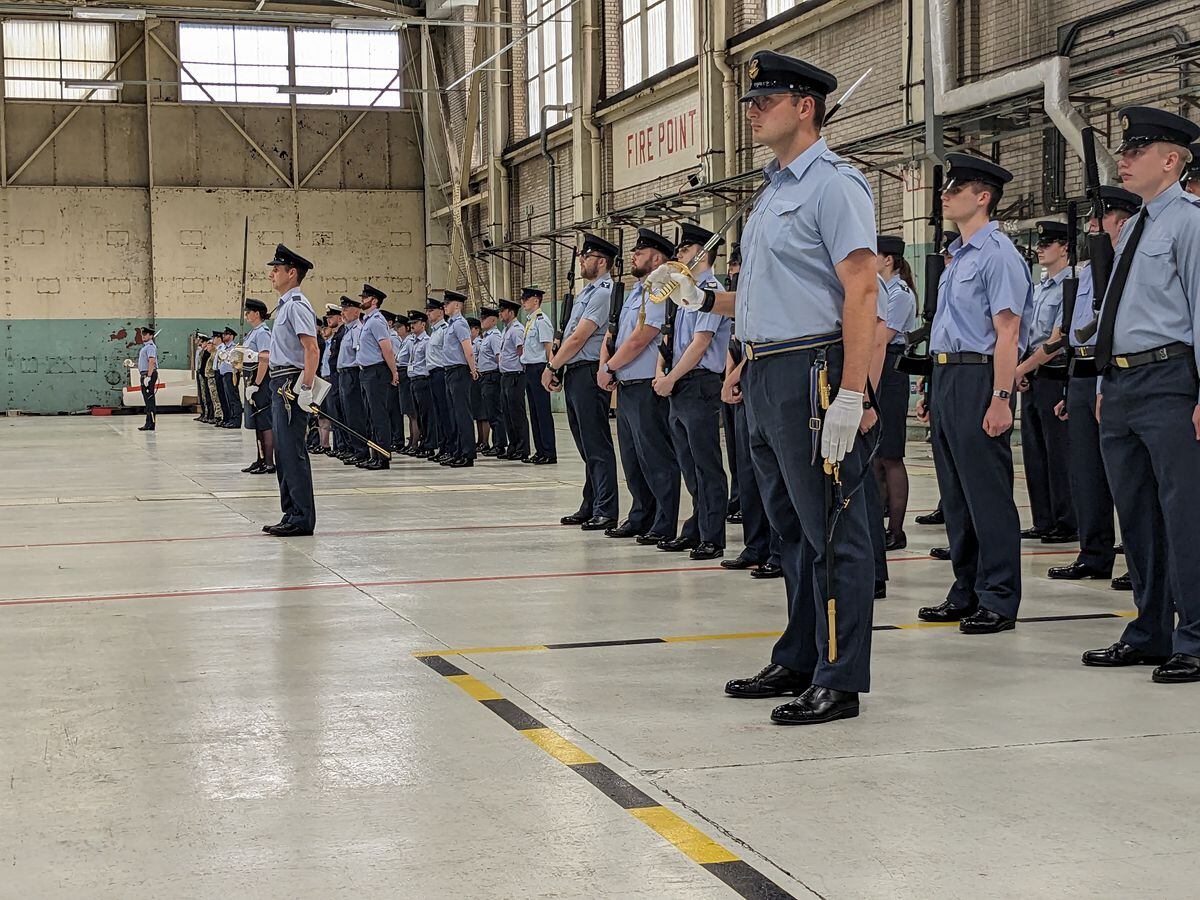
[993,389,1011,400]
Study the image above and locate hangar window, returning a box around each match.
[525,0,573,134]
[293,28,403,107]
[621,0,694,89]
[179,23,289,104]
[766,0,798,17]
[2,20,118,101]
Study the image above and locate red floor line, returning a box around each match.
[0,549,1079,609]
[0,521,561,552]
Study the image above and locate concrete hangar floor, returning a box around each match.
[1,413,1196,899]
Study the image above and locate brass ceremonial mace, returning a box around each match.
[644,67,874,307]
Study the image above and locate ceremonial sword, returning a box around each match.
[644,66,874,306]
[276,385,392,459]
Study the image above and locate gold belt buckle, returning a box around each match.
[1115,356,1130,368]
[745,343,756,360]
[936,352,948,365]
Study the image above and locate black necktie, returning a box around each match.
[1094,207,1148,369]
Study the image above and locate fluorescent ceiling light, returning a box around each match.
[277,85,335,95]
[64,79,124,89]
[72,7,147,21]
[331,17,403,31]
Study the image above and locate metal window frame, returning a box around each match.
[1,18,119,102]
[620,0,689,90]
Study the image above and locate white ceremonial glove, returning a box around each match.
[820,388,865,464]
[296,386,314,411]
[646,264,707,310]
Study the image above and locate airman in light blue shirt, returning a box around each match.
[1028,268,1068,348]
[736,137,876,342]
[477,324,501,372]
[357,308,391,367]
[883,274,917,344]
[562,275,614,363]
[336,318,361,369]
[930,221,1033,355]
[613,280,665,382]
[269,287,318,369]
[672,268,731,374]
[1068,264,1097,348]
[521,309,554,364]
[500,319,525,373]
[428,318,447,369]
[409,330,430,376]
[443,313,471,366]
[137,337,157,374]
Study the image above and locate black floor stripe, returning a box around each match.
[481,697,546,731]
[1017,612,1121,623]
[704,860,798,900]
[570,762,658,810]
[873,624,900,631]
[419,655,466,676]
[546,637,667,650]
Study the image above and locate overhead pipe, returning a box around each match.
[929,0,1118,184]
[540,103,571,312]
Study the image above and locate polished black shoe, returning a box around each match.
[724,663,810,698]
[959,608,1016,634]
[356,458,374,468]
[520,455,538,464]
[1152,653,1200,683]
[1047,561,1111,580]
[262,520,286,533]
[720,553,761,570]
[915,508,944,526]
[533,455,557,465]
[929,546,951,560]
[690,542,723,560]
[266,523,313,537]
[1041,528,1079,544]
[261,465,276,475]
[917,599,977,622]
[657,536,698,552]
[1020,526,1051,540]
[636,532,668,546]
[242,461,265,474]
[560,512,589,526]
[1081,641,1168,668]
[750,562,783,579]
[345,455,367,466]
[137,425,155,431]
[1111,573,1132,591]
[449,457,474,468]
[770,685,859,725]
[364,459,390,470]
[604,521,641,539]
[581,516,616,531]
[726,511,743,524]
[874,581,887,600]
[481,447,500,457]
[884,531,907,551]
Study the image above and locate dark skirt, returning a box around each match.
[878,348,911,459]
[242,372,272,432]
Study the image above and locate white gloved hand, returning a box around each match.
[820,388,865,463]
[296,386,314,411]
[646,264,707,310]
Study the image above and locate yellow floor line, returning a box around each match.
[520,727,597,766]
[446,674,504,701]
[628,806,740,866]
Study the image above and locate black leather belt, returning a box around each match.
[269,367,302,378]
[411,374,429,380]
[932,352,992,365]
[565,359,598,373]
[675,368,720,384]
[1109,342,1192,371]
[618,378,652,387]
[500,369,523,377]
[1069,357,1099,379]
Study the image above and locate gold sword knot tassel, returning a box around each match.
[827,599,838,662]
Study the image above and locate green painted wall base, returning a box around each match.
[1,318,242,413]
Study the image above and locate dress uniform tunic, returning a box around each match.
[522,309,558,459]
[500,319,529,457]
[269,286,318,532]
[929,221,1032,620]
[669,268,732,548]
[736,136,878,693]
[562,275,619,520]
[1098,180,1200,660]
[612,279,679,537]
[1021,268,1075,535]
[337,319,368,459]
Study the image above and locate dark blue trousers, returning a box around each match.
[501,371,529,457]
[429,368,450,453]
[480,371,507,450]
[269,374,315,532]
[1100,357,1200,657]
[744,346,874,694]
[525,363,557,458]
[1021,372,1074,532]
[930,364,1021,618]
[563,361,618,519]
[220,372,242,424]
[411,375,437,451]
[615,380,679,536]
[444,364,477,460]
[359,362,394,461]
[669,370,728,547]
[732,401,780,565]
[1067,374,1117,571]
[338,368,367,456]
[722,400,740,514]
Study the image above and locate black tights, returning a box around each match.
[873,457,909,536]
[257,429,275,466]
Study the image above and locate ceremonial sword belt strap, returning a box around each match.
[1108,342,1192,371]
[564,359,599,373]
[744,331,842,361]
[932,351,992,365]
[269,365,302,378]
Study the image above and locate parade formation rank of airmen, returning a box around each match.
[139,48,1200,724]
